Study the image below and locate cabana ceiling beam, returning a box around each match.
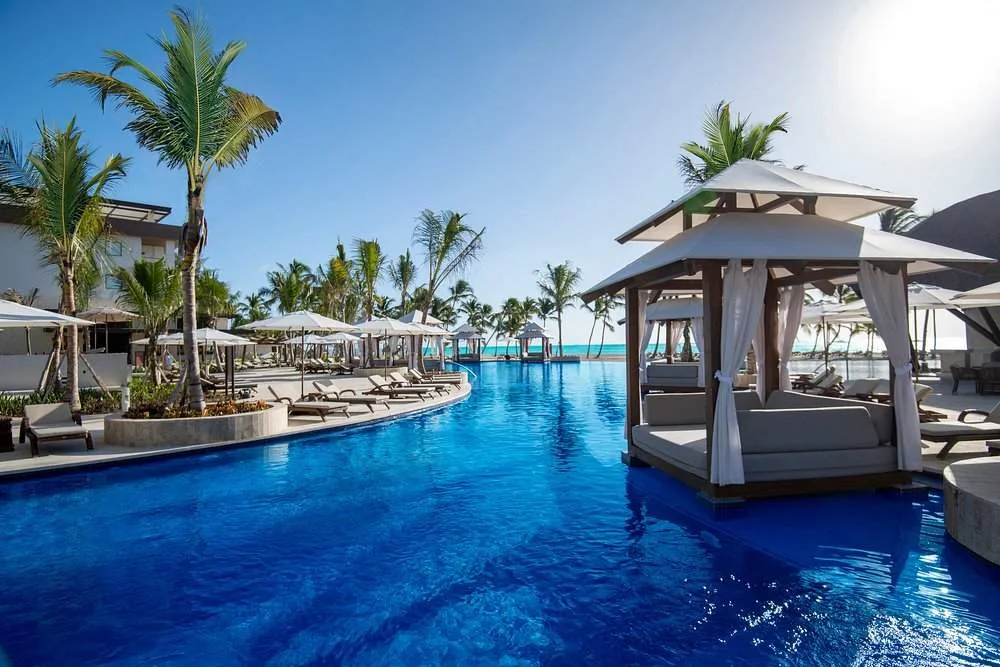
[771,267,860,288]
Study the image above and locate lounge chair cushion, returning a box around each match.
[631,425,708,476]
[28,425,89,439]
[24,402,75,427]
[643,391,762,427]
[738,407,880,453]
[765,390,894,445]
[920,420,1000,439]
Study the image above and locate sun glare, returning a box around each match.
[844,0,1000,131]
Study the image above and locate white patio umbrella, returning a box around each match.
[839,283,961,355]
[157,328,252,346]
[320,331,361,363]
[78,305,136,354]
[950,279,1000,307]
[281,333,330,347]
[800,301,872,370]
[245,311,357,397]
[0,299,95,355]
[398,310,444,325]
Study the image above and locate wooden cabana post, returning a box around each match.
[625,287,641,454]
[701,261,724,487]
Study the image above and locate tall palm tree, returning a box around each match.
[314,241,355,322]
[353,239,385,320]
[677,101,791,186]
[413,209,485,325]
[263,260,314,314]
[593,294,624,357]
[113,258,182,379]
[536,262,582,358]
[0,120,129,411]
[373,295,395,317]
[536,298,555,329]
[235,289,269,325]
[879,207,926,234]
[447,279,475,307]
[388,250,417,315]
[195,266,233,327]
[583,300,599,358]
[56,7,281,411]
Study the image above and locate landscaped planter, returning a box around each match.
[104,403,287,448]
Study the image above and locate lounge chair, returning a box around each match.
[311,379,390,413]
[388,372,450,395]
[920,400,1000,458]
[267,386,351,422]
[840,378,880,399]
[19,403,93,457]
[791,367,832,392]
[364,375,434,401]
[409,369,462,386]
[803,372,843,396]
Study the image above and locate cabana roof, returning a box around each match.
[452,322,486,339]
[398,310,444,325]
[514,322,549,339]
[617,159,916,243]
[584,213,993,301]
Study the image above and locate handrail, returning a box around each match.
[444,360,478,379]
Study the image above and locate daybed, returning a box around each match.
[631,390,897,483]
[644,361,700,390]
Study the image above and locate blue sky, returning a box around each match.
[2,0,998,343]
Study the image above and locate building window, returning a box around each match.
[107,239,123,256]
[141,244,165,260]
[105,275,122,291]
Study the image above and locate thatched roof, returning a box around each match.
[904,190,1000,291]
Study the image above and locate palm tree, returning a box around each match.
[56,7,281,411]
[594,294,624,357]
[412,210,485,360]
[388,250,417,315]
[235,289,269,325]
[0,120,128,411]
[195,266,233,327]
[879,207,926,234]
[263,260,314,314]
[314,241,355,322]
[447,279,475,307]
[536,298,555,329]
[353,239,385,320]
[373,295,395,317]
[497,297,523,357]
[114,259,182,379]
[536,262,582,358]
[677,101,791,186]
[583,301,599,358]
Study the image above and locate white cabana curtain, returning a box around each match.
[751,319,766,404]
[711,259,769,486]
[692,318,705,387]
[637,291,651,382]
[777,285,806,390]
[858,262,922,471]
[668,322,683,359]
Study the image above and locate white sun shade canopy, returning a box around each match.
[583,213,994,302]
[514,321,549,339]
[78,306,137,323]
[353,317,425,336]
[800,301,871,325]
[398,310,444,325]
[0,299,95,329]
[411,322,450,337]
[157,328,252,346]
[244,311,356,332]
[949,280,1000,308]
[838,283,962,315]
[281,333,330,346]
[452,322,486,339]
[617,159,917,243]
[321,332,361,343]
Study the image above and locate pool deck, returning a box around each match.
[0,368,470,480]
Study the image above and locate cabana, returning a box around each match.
[513,322,550,361]
[451,323,486,362]
[583,161,994,500]
[637,297,705,391]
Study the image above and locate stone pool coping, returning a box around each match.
[944,457,1000,566]
[0,383,470,482]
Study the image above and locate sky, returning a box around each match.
[2,0,999,344]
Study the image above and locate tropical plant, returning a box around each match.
[536,298,555,329]
[56,6,282,411]
[315,241,355,322]
[113,258,182,377]
[263,260,314,314]
[234,289,269,326]
[878,207,926,234]
[412,209,485,365]
[593,294,623,357]
[447,279,475,307]
[353,239,385,320]
[388,250,417,315]
[373,295,395,317]
[195,266,234,326]
[0,119,129,411]
[536,262,582,358]
[677,101,791,186]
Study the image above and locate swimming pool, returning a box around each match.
[1,362,999,665]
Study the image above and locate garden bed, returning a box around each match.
[104,403,287,448]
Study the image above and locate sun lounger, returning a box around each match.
[311,379,390,413]
[267,386,351,421]
[920,400,1000,458]
[364,375,433,401]
[388,372,450,395]
[408,369,462,386]
[19,403,94,457]
[804,372,843,396]
[840,378,880,399]
[791,367,832,392]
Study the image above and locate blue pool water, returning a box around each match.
[2,362,1000,666]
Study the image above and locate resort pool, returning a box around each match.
[1,362,999,666]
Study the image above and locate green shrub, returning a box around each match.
[129,376,174,404]
[124,399,270,420]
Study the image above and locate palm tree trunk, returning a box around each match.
[681,322,692,362]
[179,177,206,412]
[597,323,607,357]
[557,311,564,358]
[586,316,597,358]
[920,310,930,358]
[62,267,81,413]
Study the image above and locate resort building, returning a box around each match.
[0,198,178,354]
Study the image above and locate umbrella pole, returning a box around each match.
[823,316,829,370]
